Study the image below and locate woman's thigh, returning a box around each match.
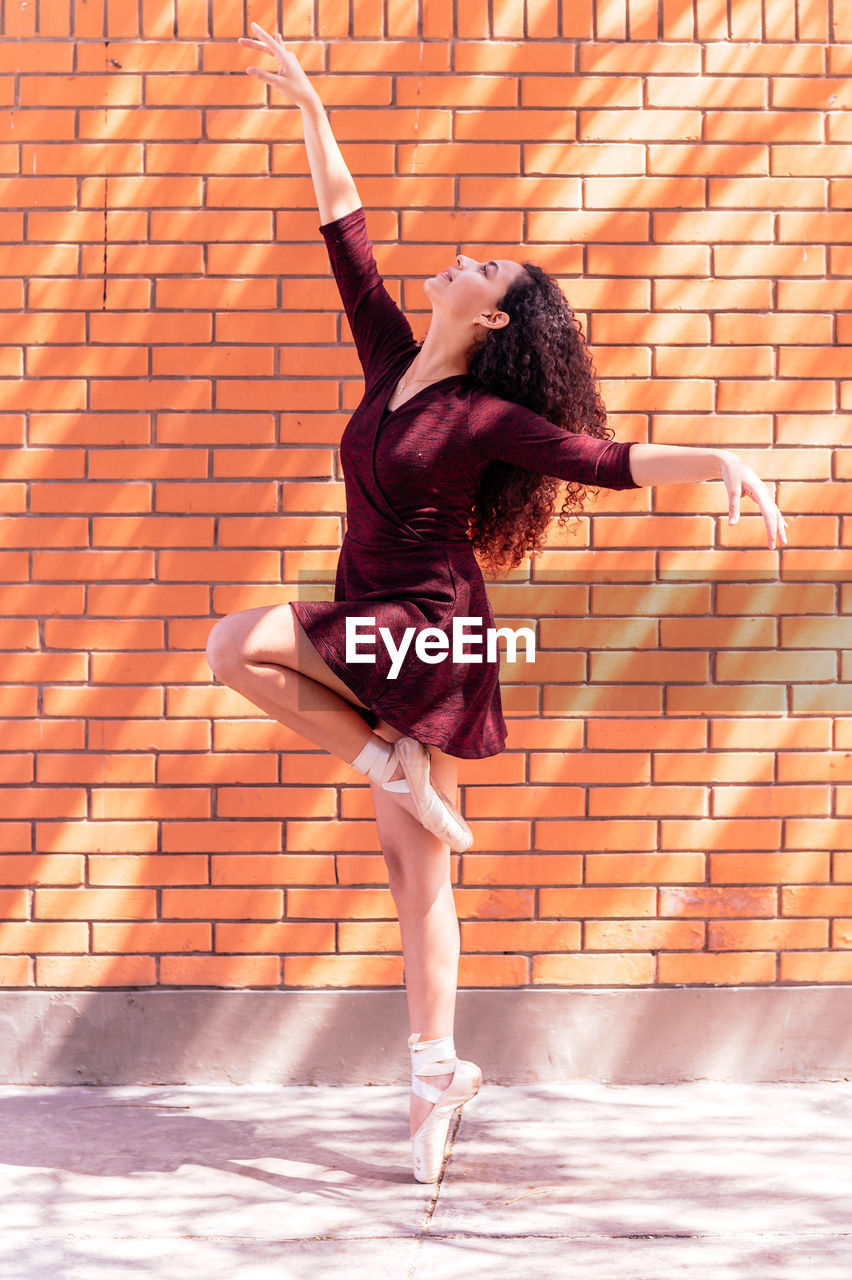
[209,602,374,712]
[210,603,463,797]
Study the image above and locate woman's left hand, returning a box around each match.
[719,451,788,549]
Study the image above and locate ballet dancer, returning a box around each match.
[205,21,788,1183]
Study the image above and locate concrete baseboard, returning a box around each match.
[1,987,851,1086]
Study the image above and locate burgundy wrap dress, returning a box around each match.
[289,205,640,759]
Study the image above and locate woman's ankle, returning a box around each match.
[349,733,397,783]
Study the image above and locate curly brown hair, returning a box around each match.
[449,261,614,578]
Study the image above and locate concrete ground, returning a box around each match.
[3,1079,852,1279]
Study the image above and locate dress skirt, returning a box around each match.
[289,530,508,760]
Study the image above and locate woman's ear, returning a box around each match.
[475,310,510,333]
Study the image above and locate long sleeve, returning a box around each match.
[319,205,417,387]
[467,389,640,490]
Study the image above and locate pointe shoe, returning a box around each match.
[408,1032,482,1184]
[381,736,473,853]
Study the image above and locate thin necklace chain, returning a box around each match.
[399,361,463,393]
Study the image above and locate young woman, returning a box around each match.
[206,22,788,1184]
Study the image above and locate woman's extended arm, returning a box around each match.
[239,22,361,226]
[627,442,724,487]
[628,442,788,549]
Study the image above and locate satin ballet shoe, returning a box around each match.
[381,736,473,853]
[408,1032,482,1184]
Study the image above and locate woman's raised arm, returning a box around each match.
[238,21,362,226]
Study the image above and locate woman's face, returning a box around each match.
[424,254,527,335]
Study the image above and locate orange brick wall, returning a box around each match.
[2,0,850,992]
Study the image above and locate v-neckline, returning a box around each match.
[381,363,470,420]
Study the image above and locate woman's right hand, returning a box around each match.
[238,21,317,109]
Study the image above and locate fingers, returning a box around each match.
[759,494,788,549]
[754,499,788,550]
[724,461,790,549]
[750,490,775,548]
[247,20,282,53]
[767,513,777,548]
[241,22,287,85]
[770,505,789,550]
[776,507,788,543]
[728,505,789,549]
[728,486,741,525]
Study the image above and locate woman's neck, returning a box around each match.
[410,333,470,381]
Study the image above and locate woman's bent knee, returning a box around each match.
[207,603,301,685]
[206,614,243,684]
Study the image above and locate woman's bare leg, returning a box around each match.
[370,722,462,1138]
[206,603,392,767]
[208,603,462,1135]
